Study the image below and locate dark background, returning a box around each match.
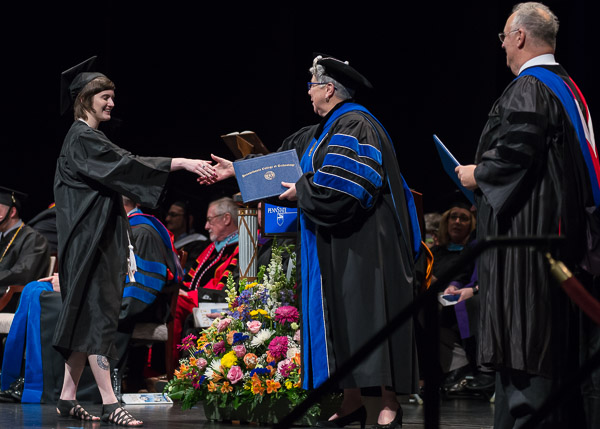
[1,1,596,230]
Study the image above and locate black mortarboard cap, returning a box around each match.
[60,56,106,115]
[0,186,28,213]
[313,53,373,92]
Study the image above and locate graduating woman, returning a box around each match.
[53,57,216,426]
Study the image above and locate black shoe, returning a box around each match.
[442,366,472,389]
[315,405,367,428]
[371,406,403,429]
[465,372,495,391]
[0,377,24,403]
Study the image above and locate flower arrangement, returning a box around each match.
[165,243,321,421]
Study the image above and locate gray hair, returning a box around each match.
[309,61,354,100]
[511,2,559,49]
[209,196,238,225]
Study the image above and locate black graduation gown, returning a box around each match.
[53,120,171,360]
[0,224,50,291]
[474,65,593,378]
[296,102,418,392]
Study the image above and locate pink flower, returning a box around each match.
[277,358,296,378]
[217,318,232,332]
[196,358,208,370]
[293,329,301,342]
[247,320,262,334]
[227,365,244,384]
[233,345,246,358]
[268,336,288,360]
[274,306,299,324]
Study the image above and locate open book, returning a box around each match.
[221,131,270,159]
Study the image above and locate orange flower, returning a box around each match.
[221,381,233,394]
[266,365,276,376]
[250,374,265,396]
[266,379,281,394]
[243,353,258,369]
[189,357,197,367]
[226,330,238,345]
[207,381,217,392]
[174,369,184,380]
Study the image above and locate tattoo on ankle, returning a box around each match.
[96,355,109,370]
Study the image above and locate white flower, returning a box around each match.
[287,346,300,359]
[250,329,274,348]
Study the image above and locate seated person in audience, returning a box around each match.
[116,196,183,392]
[428,201,479,391]
[164,200,207,268]
[172,196,239,365]
[423,212,441,249]
[0,187,50,309]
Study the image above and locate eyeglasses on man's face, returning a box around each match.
[498,29,520,43]
[166,211,184,218]
[206,213,226,224]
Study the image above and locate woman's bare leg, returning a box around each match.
[59,352,86,400]
[88,355,143,426]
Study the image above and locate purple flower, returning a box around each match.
[213,340,226,355]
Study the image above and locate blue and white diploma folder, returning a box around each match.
[233,150,303,203]
[433,134,475,205]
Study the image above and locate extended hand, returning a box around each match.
[172,158,217,183]
[198,154,235,185]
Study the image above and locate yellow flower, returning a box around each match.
[285,380,293,390]
[221,351,238,369]
[266,379,281,394]
[221,381,233,394]
[249,309,270,319]
[245,282,258,290]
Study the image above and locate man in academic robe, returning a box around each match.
[0,187,50,307]
[456,3,599,428]
[171,196,239,365]
[115,196,183,392]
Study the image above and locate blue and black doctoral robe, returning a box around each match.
[296,101,421,392]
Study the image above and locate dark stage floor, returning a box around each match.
[0,395,494,429]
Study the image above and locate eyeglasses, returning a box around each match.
[307,82,327,91]
[449,213,471,223]
[498,29,520,43]
[206,213,226,223]
[166,211,184,218]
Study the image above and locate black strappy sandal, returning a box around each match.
[102,402,143,427]
[56,399,99,420]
